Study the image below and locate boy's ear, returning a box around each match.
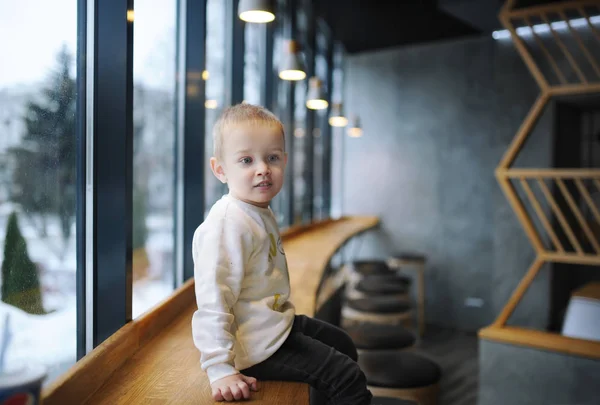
[210,157,227,184]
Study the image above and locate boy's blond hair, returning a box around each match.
[212,103,285,159]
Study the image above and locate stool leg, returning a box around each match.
[418,263,425,337]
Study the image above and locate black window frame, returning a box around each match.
[71,0,337,358]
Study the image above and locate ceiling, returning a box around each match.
[315,0,564,53]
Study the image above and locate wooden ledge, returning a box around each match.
[479,325,600,360]
[42,216,379,405]
[285,216,379,315]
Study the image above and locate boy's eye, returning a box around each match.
[240,157,252,164]
[268,155,280,162]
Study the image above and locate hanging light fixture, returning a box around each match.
[328,103,348,127]
[238,0,275,23]
[279,40,306,81]
[347,115,362,138]
[205,99,218,109]
[306,77,328,110]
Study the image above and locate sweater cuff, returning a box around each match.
[206,363,239,384]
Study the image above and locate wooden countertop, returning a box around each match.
[478,325,600,360]
[42,216,379,405]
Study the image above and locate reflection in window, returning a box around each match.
[205,0,228,215]
[313,32,329,220]
[0,0,77,384]
[330,42,345,219]
[292,3,309,225]
[293,77,307,224]
[244,23,263,105]
[132,0,177,317]
[269,1,290,227]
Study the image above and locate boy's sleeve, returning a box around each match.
[191,214,254,384]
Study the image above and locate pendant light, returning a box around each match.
[328,103,348,127]
[205,99,218,109]
[279,40,306,81]
[238,0,275,23]
[347,115,362,138]
[306,77,328,110]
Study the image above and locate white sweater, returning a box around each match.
[191,194,295,384]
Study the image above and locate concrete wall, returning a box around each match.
[479,339,600,405]
[333,35,555,332]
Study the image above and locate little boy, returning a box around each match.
[191,103,373,404]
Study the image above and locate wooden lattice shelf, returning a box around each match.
[501,0,600,95]
[493,0,600,328]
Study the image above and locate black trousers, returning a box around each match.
[242,315,373,405]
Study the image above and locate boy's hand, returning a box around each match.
[211,373,259,402]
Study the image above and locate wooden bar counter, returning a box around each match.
[42,216,379,405]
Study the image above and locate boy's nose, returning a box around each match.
[256,161,271,175]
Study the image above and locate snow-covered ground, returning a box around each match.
[0,209,176,385]
[0,277,173,385]
[0,299,76,383]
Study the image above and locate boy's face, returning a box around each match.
[211,123,287,208]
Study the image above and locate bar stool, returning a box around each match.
[348,275,412,303]
[342,296,413,328]
[388,253,427,337]
[359,351,441,405]
[371,397,418,405]
[356,274,412,293]
[344,322,416,355]
[349,260,394,276]
[344,262,412,299]
[342,260,416,332]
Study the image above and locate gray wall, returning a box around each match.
[479,339,600,405]
[334,35,555,332]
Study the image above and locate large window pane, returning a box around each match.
[293,3,310,225]
[330,42,345,219]
[313,28,329,220]
[132,0,178,317]
[293,78,307,224]
[205,0,228,215]
[0,0,77,384]
[270,0,290,227]
[244,23,263,105]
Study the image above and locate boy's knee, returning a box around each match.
[334,357,371,402]
[335,327,358,361]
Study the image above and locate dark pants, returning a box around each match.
[242,315,373,405]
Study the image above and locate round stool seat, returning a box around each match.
[345,322,415,350]
[347,297,411,314]
[359,351,442,389]
[357,275,411,295]
[392,253,426,264]
[371,397,417,405]
[351,260,393,276]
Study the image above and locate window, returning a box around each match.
[330,42,346,219]
[0,0,77,384]
[293,75,308,224]
[293,2,310,225]
[0,0,335,388]
[244,23,263,105]
[205,0,228,215]
[313,26,330,220]
[270,0,292,227]
[132,0,178,318]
